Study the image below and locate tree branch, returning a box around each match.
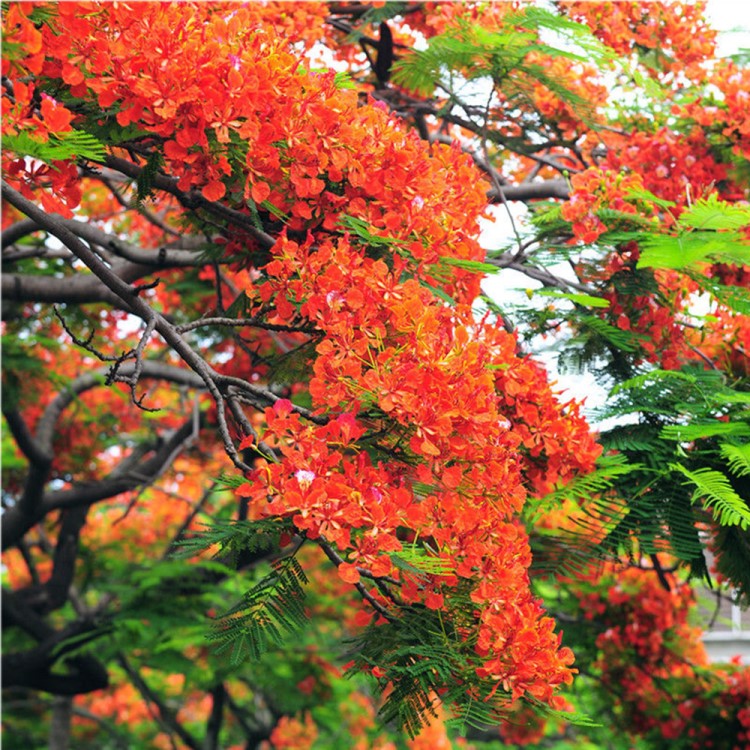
[2,408,51,467]
[487,179,569,203]
[117,655,201,750]
[2,181,254,475]
[2,217,42,248]
[1,361,206,550]
[205,683,226,750]
[2,270,138,309]
[2,589,109,696]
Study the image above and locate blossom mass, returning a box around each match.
[2,2,749,748]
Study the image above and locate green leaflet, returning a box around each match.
[391,4,611,126]
[171,516,286,562]
[685,273,750,316]
[574,315,642,352]
[528,454,637,520]
[671,464,750,530]
[679,194,750,231]
[4,129,106,163]
[536,289,611,308]
[637,230,750,270]
[721,443,750,478]
[390,547,454,577]
[660,422,750,441]
[439,256,499,274]
[207,556,308,664]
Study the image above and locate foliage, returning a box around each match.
[2,2,749,749]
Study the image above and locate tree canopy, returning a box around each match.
[2,2,749,749]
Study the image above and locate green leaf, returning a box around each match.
[530,454,638,519]
[660,423,750,441]
[391,547,454,577]
[439,256,499,274]
[575,315,642,352]
[3,129,106,163]
[260,199,290,222]
[721,443,750,478]
[136,149,164,202]
[679,194,750,231]
[208,556,308,664]
[337,214,404,247]
[418,279,456,307]
[625,186,677,210]
[536,289,610,308]
[333,71,356,89]
[671,464,750,530]
[611,368,697,396]
[685,273,750,316]
[637,230,750,270]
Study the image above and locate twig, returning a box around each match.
[54,305,135,364]
[177,316,317,334]
[318,539,394,621]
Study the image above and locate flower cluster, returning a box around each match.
[524,52,608,141]
[560,167,657,244]
[680,62,750,160]
[240,226,601,705]
[603,128,735,210]
[561,1,716,80]
[566,563,750,749]
[1,0,603,712]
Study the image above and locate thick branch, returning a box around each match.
[2,418,198,550]
[2,589,109,696]
[46,507,89,610]
[2,218,42,248]
[53,217,214,267]
[33,361,203,453]
[2,408,51,466]
[2,270,137,308]
[2,361,204,550]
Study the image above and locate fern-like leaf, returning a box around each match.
[637,230,750,270]
[208,556,308,664]
[3,129,106,163]
[671,464,750,530]
[722,443,750,478]
[661,422,750,441]
[678,194,750,231]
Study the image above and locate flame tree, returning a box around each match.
[2,2,749,749]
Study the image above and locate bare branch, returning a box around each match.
[2,269,139,309]
[117,655,201,750]
[2,181,252,474]
[177,316,317,335]
[490,252,594,293]
[81,165,182,237]
[54,305,135,364]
